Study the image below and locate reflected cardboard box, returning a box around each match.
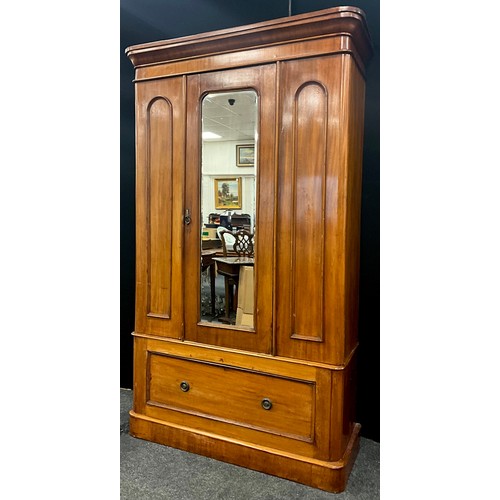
[236,307,254,328]
[236,265,254,327]
[237,266,254,313]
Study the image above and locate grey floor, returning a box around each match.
[120,389,380,499]
[200,272,229,322]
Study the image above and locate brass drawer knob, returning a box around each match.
[180,381,190,392]
[261,398,273,410]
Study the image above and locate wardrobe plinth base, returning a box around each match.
[130,411,360,493]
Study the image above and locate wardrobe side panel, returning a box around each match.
[342,57,366,360]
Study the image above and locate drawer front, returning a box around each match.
[147,352,315,442]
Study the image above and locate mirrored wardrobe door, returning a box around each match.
[184,65,276,354]
[200,89,257,329]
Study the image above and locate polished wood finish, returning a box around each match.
[130,413,360,494]
[184,65,276,353]
[133,337,350,460]
[148,352,314,441]
[125,7,372,75]
[135,77,186,338]
[275,54,366,365]
[127,6,372,493]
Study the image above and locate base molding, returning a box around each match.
[129,411,360,493]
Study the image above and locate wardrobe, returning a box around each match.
[126,6,373,493]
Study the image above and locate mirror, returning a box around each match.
[199,90,258,329]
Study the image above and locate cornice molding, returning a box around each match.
[126,7,373,70]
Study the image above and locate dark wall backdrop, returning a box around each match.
[121,0,380,442]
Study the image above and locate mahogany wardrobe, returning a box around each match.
[126,6,373,493]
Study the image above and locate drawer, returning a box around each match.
[147,352,315,442]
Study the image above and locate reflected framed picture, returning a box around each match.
[214,178,242,209]
[236,144,255,167]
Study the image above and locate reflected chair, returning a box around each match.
[233,229,254,257]
[218,228,254,257]
[216,229,255,323]
[217,227,235,256]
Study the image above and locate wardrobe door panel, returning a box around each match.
[184,65,276,354]
[135,77,186,338]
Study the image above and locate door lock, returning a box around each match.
[184,209,191,225]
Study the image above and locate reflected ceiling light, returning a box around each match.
[202,131,222,140]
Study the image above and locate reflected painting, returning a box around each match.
[214,178,242,209]
[236,145,255,166]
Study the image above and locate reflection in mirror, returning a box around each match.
[200,90,257,329]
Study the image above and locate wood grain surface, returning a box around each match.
[128,7,372,493]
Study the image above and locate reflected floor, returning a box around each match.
[200,271,237,324]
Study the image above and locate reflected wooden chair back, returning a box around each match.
[218,228,254,257]
[233,229,254,257]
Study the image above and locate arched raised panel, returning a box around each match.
[291,82,328,341]
[135,76,185,338]
[147,97,173,318]
[276,55,345,364]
